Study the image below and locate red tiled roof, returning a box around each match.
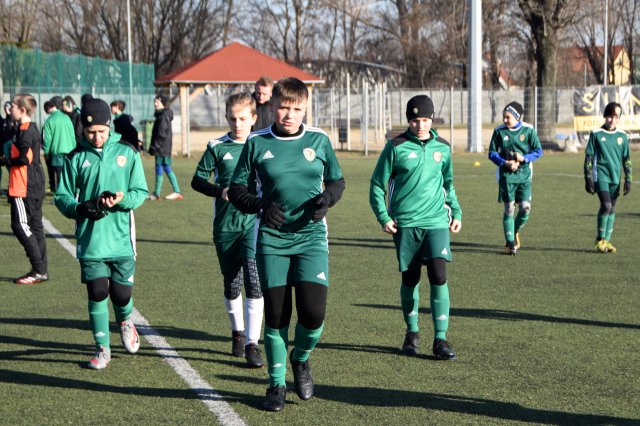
[155,42,323,84]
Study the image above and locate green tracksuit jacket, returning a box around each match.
[54,132,148,260]
[43,110,76,167]
[370,128,462,229]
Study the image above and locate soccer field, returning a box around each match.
[1,152,639,425]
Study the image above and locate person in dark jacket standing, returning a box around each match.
[252,76,274,131]
[111,100,141,151]
[148,94,181,200]
[63,96,83,145]
[0,93,48,284]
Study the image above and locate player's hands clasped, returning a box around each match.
[312,193,331,222]
[261,201,286,228]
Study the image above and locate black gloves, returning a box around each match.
[0,156,9,167]
[312,193,331,222]
[624,180,631,196]
[585,177,595,194]
[76,191,116,221]
[261,201,285,228]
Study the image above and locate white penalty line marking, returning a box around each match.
[42,217,247,426]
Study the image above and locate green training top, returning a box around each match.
[230,125,343,255]
[370,128,462,229]
[488,123,542,184]
[193,133,256,238]
[584,127,632,184]
[54,132,148,260]
[43,110,76,165]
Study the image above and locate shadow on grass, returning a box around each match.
[327,237,590,254]
[354,304,640,330]
[216,374,637,424]
[0,368,200,399]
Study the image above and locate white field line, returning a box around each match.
[42,216,247,426]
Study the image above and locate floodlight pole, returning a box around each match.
[467,0,483,152]
[603,0,608,85]
[127,0,134,105]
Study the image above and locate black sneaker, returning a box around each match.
[231,331,245,357]
[245,343,263,368]
[432,338,457,360]
[505,241,517,255]
[401,331,419,355]
[263,385,286,412]
[289,350,314,400]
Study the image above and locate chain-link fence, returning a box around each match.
[174,85,586,154]
[0,46,156,132]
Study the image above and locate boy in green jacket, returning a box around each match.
[55,98,148,369]
[370,95,462,361]
[43,96,75,193]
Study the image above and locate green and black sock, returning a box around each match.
[400,283,420,333]
[88,299,110,350]
[430,283,450,341]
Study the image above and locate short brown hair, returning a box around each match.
[256,76,274,88]
[225,92,257,116]
[272,77,308,104]
[110,100,126,111]
[13,93,37,117]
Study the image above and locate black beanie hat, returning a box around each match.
[155,93,168,107]
[504,101,524,121]
[50,96,64,110]
[81,98,112,127]
[406,95,435,121]
[603,102,622,117]
[81,93,94,106]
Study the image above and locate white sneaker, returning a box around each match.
[119,318,140,354]
[165,192,183,200]
[87,345,111,370]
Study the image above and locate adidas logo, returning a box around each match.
[408,152,418,159]
[127,275,134,283]
[408,310,418,317]
[441,248,448,255]
[262,150,274,159]
[273,363,283,368]
[82,159,92,168]
[94,332,106,338]
[436,314,448,321]
[601,137,606,141]
[223,152,233,160]
[316,271,326,280]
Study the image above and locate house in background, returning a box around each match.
[557,45,631,87]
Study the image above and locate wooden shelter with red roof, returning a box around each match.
[155,42,324,156]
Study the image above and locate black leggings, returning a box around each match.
[597,191,617,216]
[86,278,132,307]
[402,258,447,288]
[263,282,327,330]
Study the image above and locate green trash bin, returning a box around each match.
[140,119,154,154]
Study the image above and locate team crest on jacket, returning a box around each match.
[303,148,316,161]
[618,137,623,145]
[433,151,442,163]
[116,155,127,167]
[519,134,525,141]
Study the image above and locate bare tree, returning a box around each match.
[517,0,579,142]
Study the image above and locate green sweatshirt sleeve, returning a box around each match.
[442,152,462,221]
[54,155,81,219]
[369,141,395,226]
[118,152,148,210]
